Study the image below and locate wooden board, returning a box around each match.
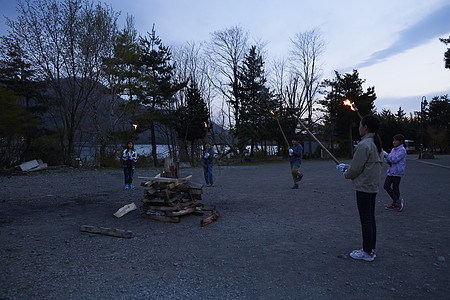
[113,202,137,218]
[80,225,133,238]
[166,207,196,217]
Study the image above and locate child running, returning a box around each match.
[289,136,303,189]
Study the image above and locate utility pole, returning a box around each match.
[420,96,427,159]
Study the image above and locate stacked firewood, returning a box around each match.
[138,158,220,226]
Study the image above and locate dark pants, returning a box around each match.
[123,160,135,185]
[356,191,377,254]
[203,164,213,185]
[384,176,401,203]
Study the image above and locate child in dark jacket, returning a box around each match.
[289,136,303,189]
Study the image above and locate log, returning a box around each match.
[200,205,216,211]
[166,207,196,217]
[80,225,133,238]
[200,211,220,227]
[168,181,181,189]
[163,157,179,178]
[141,213,180,223]
[138,175,192,183]
[113,202,137,218]
[144,205,180,211]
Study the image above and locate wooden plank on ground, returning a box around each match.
[80,225,133,238]
[200,211,220,227]
[113,202,137,218]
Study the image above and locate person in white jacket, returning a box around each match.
[337,115,384,262]
[122,141,137,189]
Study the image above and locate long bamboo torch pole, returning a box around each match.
[296,118,341,165]
[281,103,340,165]
[270,110,290,149]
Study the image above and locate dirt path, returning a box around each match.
[0,155,449,299]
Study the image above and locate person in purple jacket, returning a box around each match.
[383,134,407,211]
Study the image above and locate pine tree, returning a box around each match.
[175,82,209,163]
[321,70,377,157]
[236,46,274,157]
[138,25,186,166]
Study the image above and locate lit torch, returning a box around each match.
[270,109,290,149]
[343,99,362,119]
[204,121,208,141]
[132,123,138,130]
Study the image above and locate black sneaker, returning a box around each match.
[292,183,299,189]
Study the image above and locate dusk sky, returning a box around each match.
[1,0,449,116]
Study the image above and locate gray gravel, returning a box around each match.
[0,155,449,299]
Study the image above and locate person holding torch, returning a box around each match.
[336,115,383,261]
[289,136,304,189]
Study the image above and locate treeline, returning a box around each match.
[0,0,449,169]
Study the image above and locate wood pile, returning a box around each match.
[138,158,219,226]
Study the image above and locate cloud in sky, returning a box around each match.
[356,3,450,68]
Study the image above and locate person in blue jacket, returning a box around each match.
[289,136,303,189]
[202,142,214,187]
[383,134,407,211]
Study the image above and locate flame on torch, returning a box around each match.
[343,99,362,119]
[132,123,138,130]
[204,122,208,128]
[343,99,356,111]
[269,109,275,116]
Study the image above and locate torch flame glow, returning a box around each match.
[343,99,356,111]
[132,123,138,130]
[269,110,275,116]
[204,122,208,128]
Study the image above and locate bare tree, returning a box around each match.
[289,28,325,156]
[206,25,248,129]
[6,0,119,165]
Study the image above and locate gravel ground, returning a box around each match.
[0,155,449,299]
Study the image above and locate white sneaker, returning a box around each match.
[398,199,404,212]
[350,249,375,261]
[351,248,376,258]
